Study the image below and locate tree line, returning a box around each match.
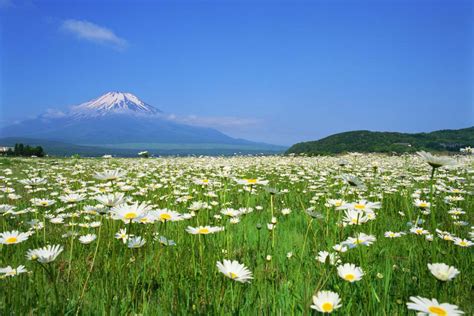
[4,143,45,157]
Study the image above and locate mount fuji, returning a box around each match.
[1,92,280,153]
[70,92,163,118]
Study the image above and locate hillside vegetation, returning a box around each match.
[286,127,474,155]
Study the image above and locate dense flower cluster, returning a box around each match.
[0,152,471,314]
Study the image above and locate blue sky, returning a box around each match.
[0,0,472,145]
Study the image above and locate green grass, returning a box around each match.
[0,155,472,315]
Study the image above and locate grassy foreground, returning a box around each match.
[0,154,472,315]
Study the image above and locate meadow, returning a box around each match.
[0,153,472,315]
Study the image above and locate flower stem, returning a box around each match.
[39,263,60,307]
[429,167,436,228]
[75,218,102,315]
[66,234,75,281]
[300,218,313,260]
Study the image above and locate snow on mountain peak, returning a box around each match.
[71,92,162,117]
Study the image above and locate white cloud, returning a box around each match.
[61,19,128,50]
[42,108,67,119]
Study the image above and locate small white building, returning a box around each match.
[0,146,13,153]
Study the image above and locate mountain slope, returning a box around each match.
[286,127,474,155]
[0,92,270,147]
[1,114,244,144]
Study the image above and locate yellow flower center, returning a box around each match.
[229,272,238,279]
[459,241,467,246]
[124,212,137,219]
[419,203,428,208]
[335,201,342,207]
[246,179,257,184]
[160,213,171,220]
[344,274,355,281]
[40,201,48,206]
[354,204,365,210]
[198,228,210,234]
[6,236,18,244]
[202,179,209,183]
[322,302,333,312]
[428,306,447,316]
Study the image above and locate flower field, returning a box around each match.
[0,153,472,315]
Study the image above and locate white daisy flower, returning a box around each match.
[127,236,146,248]
[216,259,253,283]
[185,226,224,235]
[93,169,126,181]
[453,238,473,248]
[0,230,30,245]
[78,234,97,244]
[406,296,464,315]
[310,290,342,313]
[417,151,456,169]
[26,244,64,263]
[0,265,28,277]
[316,251,341,266]
[337,263,364,283]
[427,263,460,281]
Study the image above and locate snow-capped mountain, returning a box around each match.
[0,92,272,148]
[70,92,162,118]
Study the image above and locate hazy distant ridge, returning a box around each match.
[0,92,278,149]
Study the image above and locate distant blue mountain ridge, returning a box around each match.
[0,92,286,155]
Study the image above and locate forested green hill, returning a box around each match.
[286,127,474,155]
